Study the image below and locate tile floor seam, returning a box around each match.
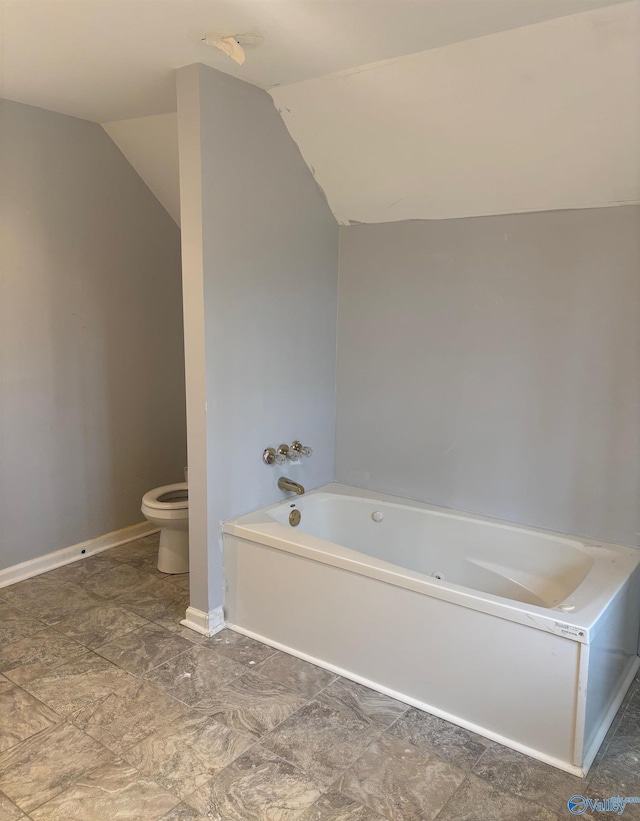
[245,664,337,699]
[318,731,406,821]
[180,742,322,813]
[111,598,180,621]
[138,642,226,679]
[0,602,47,625]
[431,772,472,820]
[22,723,172,816]
[431,773,565,821]
[0,789,24,819]
[0,643,93,689]
[0,682,66,747]
[467,740,490,773]
[0,602,51,633]
[48,607,158,646]
[14,716,64,748]
[184,679,320,765]
[374,702,412,734]
[78,580,154,602]
[220,678,319,736]
[274,706,391,796]
[170,678,359,807]
[0,624,65,652]
[111,584,190,616]
[245,653,340,703]
[90,625,194,673]
[150,637,295,707]
[3,544,639,821]
[187,669,419,810]
[64,642,259,758]
[0,719,119,816]
[145,651,333,747]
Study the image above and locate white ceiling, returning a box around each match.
[0,0,624,124]
[271,1,639,224]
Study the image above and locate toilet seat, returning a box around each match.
[140,482,189,574]
[142,482,188,511]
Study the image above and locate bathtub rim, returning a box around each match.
[223,482,640,645]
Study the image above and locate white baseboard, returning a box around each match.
[0,521,159,589]
[181,606,225,637]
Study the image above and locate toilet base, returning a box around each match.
[158,528,189,574]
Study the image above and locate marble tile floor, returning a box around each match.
[0,533,638,820]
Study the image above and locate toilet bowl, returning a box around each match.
[141,482,189,574]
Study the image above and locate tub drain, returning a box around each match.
[431,571,445,580]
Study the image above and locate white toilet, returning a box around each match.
[141,482,189,574]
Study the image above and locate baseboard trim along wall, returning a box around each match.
[0,521,159,589]
[181,606,225,637]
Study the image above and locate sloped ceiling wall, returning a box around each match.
[270,2,639,224]
[100,2,638,228]
[103,114,180,225]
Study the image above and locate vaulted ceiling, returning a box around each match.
[3,0,636,226]
[0,0,625,123]
[271,1,639,223]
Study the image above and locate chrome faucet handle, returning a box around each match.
[263,447,287,466]
[292,441,313,457]
[278,444,300,462]
[265,442,311,465]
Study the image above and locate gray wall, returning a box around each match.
[0,99,187,571]
[177,65,338,616]
[336,207,639,546]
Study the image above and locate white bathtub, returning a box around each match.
[223,483,640,776]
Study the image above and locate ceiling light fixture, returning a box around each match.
[202,32,263,66]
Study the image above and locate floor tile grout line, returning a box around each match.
[431,772,471,821]
[290,702,480,820]
[48,612,158,652]
[376,702,412,735]
[146,660,317,739]
[180,744,319,814]
[0,545,194,813]
[0,681,67,751]
[9,715,179,817]
[0,789,25,820]
[1,644,94,691]
[76,575,169,602]
[42,648,190,761]
[239,678,405,810]
[0,721,105,815]
[310,723,405,815]
[9,619,181,812]
[6,613,452,818]
[201,666,464,813]
[5,548,637,819]
[164,666,349,803]
[469,741,490,773]
[135,634,291,700]
[0,558,177,634]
